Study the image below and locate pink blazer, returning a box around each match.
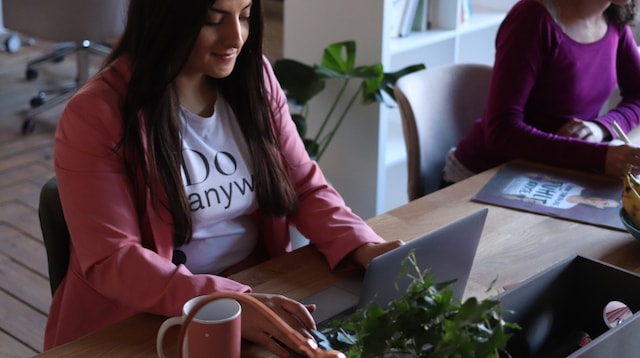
[44,57,384,349]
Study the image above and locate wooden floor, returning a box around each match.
[0,38,61,357]
[0,2,282,356]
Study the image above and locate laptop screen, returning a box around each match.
[301,208,489,324]
[358,207,488,308]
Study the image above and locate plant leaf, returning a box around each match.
[303,139,319,160]
[274,40,425,163]
[291,113,307,138]
[320,40,356,75]
[273,58,325,104]
[380,63,426,103]
[325,251,518,357]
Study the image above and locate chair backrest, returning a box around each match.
[394,63,492,201]
[3,0,128,43]
[38,177,71,296]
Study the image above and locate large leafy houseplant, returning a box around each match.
[316,252,519,357]
[273,40,425,161]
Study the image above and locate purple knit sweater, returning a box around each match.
[455,0,640,174]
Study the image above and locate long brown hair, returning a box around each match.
[105,0,298,246]
[606,0,637,26]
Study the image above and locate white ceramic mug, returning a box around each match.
[156,296,242,358]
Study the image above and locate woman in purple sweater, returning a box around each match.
[445,0,640,184]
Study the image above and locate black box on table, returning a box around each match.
[499,255,640,357]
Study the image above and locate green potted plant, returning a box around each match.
[317,252,519,357]
[273,40,425,161]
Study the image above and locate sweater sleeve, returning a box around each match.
[595,25,640,135]
[480,0,609,172]
[261,57,385,270]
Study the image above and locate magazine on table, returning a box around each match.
[472,160,625,231]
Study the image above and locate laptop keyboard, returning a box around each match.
[299,275,363,324]
[310,326,357,352]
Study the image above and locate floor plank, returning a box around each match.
[0,223,48,277]
[0,252,51,314]
[0,289,46,354]
[0,330,36,358]
[0,40,93,356]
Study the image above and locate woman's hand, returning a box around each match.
[605,143,640,177]
[241,293,316,357]
[349,240,405,268]
[556,118,606,142]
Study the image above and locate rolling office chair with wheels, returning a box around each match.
[3,0,127,134]
[394,63,493,201]
[1,32,21,53]
[38,177,70,296]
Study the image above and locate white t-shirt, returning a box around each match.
[175,97,258,274]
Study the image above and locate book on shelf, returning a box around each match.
[472,160,625,231]
[461,0,473,24]
[398,0,419,37]
[426,0,436,30]
[389,0,408,38]
[412,0,430,32]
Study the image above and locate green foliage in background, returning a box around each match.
[273,40,425,161]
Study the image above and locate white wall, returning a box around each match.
[0,0,5,32]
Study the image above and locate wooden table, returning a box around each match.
[35,165,640,357]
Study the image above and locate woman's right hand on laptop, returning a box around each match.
[349,240,405,268]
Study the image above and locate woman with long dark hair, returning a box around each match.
[444,0,640,185]
[44,0,402,355]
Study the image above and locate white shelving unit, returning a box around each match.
[0,0,6,33]
[283,0,516,219]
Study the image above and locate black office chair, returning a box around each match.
[38,177,71,296]
[2,0,128,133]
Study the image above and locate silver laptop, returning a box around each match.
[301,208,488,324]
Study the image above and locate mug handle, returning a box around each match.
[156,316,183,358]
